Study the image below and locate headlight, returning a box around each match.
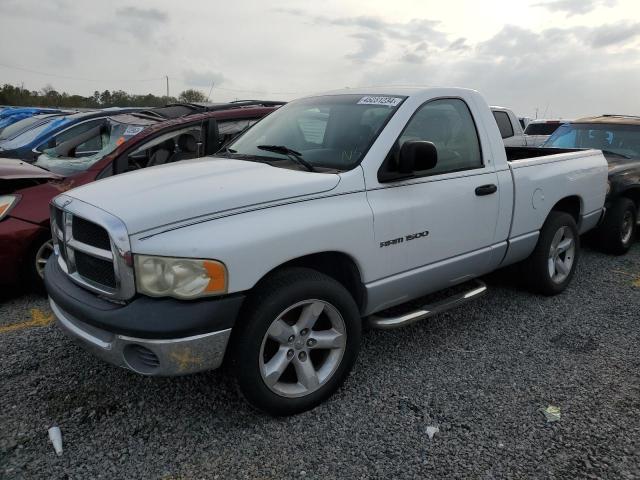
[134,255,227,299]
[0,195,19,221]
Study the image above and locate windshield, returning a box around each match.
[34,114,157,175]
[222,94,405,171]
[544,123,640,159]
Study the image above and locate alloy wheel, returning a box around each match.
[621,210,634,245]
[547,226,575,284]
[35,239,54,279]
[259,299,346,398]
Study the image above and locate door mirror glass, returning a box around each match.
[398,140,438,174]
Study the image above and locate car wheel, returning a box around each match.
[596,197,637,255]
[232,267,361,416]
[525,211,580,296]
[25,235,54,292]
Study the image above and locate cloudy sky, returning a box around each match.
[1,0,639,117]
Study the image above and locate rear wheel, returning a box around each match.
[525,212,579,296]
[596,197,636,255]
[232,268,361,416]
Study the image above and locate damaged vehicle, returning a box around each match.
[0,108,140,161]
[0,101,281,289]
[45,87,607,415]
[543,115,640,254]
[0,107,70,134]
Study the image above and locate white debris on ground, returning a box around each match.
[426,426,439,440]
[543,406,561,423]
[48,426,63,456]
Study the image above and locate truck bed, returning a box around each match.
[505,146,581,161]
[505,148,607,246]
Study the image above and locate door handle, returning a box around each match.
[475,184,498,196]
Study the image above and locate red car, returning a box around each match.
[0,102,281,288]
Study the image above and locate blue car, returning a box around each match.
[0,113,70,144]
[0,107,69,133]
[0,108,141,162]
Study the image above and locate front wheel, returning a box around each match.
[25,235,54,291]
[525,212,580,296]
[232,268,361,416]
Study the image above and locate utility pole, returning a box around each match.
[165,75,169,98]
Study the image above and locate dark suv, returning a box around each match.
[544,115,640,254]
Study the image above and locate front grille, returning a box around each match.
[52,195,134,299]
[72,216,111,250]
[59,241,68,265]
[75,250,116,288]
[54,207,64,232]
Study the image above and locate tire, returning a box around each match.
[24,234,54,293]
[231,267,361,416]
[524,211,580,296]
[595,197,637,255]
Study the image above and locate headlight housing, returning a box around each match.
[0,195,19,221]
[134,255,227,299]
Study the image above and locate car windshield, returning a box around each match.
[34,114,157,175]
[221,94,406,171]
[544,123,640,159]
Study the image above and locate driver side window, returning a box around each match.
[120,126,203,173]
[397,98,483,176]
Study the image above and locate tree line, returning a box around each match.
[0,84,208,108]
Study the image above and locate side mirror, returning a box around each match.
[398,140,438,174]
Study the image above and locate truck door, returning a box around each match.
[366,98,501,308]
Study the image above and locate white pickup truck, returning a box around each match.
[45,88,607,415]
[491,106,528,147]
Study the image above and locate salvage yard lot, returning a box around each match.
[1,245,639,479]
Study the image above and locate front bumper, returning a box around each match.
[0,216,46,285]
[45,258,245,376]
[50,298,231,375]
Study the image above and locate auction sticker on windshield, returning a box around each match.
[123,125,145,136]
[357,96,403,107]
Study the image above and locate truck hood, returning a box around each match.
[0,157,61,180]
[65,158,340,234]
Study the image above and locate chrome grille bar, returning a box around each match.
[50,195,135,300]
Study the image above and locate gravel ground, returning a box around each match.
[1,244,639,479]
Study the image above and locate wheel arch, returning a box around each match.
[252,251,367,314]
[619,186,640,210]
[549,195,582,225]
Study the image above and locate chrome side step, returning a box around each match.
[367,280,488,330]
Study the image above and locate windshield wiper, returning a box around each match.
[601,149,632,159]
[257,145,315,172]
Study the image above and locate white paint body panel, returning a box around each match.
[61,87,608,316]
[67,158,341,235]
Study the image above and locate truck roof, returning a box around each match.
[574,115,640,126]
[311,86,480,98]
